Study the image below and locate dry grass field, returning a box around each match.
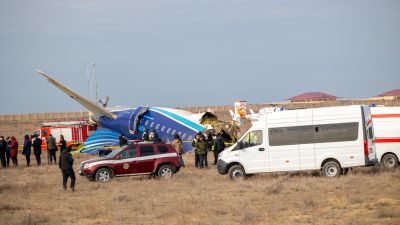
[0,153,399,225]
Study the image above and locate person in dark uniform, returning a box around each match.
[22,134,32,167]
[46,134,57,164]
[5,137,11,167]
[59,146,76,192]
[0,136,7,168]
[149,130,161,142]
[142,129,150,142]
[32,134,42,166]
[213,132,226,165]
[59,135,67,152]
[119,135,128,147]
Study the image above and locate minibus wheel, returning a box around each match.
[228,165,245,181]
[382,153,399,168]
[322,161,341,177]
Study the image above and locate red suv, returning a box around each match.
[79,142,181,182]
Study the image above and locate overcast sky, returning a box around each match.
[0,0,399,114]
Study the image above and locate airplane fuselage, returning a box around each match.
[97,107,205,152]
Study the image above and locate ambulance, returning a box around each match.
[371,107,400,168]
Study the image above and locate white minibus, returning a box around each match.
[217,105,377,180]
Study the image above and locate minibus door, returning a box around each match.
[238,130,268,173]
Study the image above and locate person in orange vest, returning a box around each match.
[9,136,19,167]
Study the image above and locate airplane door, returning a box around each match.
[239,130,268,174]
[114,148,137,175]
[135,145,157,174]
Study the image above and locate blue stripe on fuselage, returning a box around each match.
[151,107,204,132]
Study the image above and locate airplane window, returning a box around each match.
[182,134,187,140]
[145,120,149,126]
[150,122,154,127]
[188,135,193,141]
[161,126,166,132]
[172,130,176,135]
[167,128,171,134]
[156,124,160,130]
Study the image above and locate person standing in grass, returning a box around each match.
[59,135,67,152]
[59,146,76,192]
[46,134,57,165]
[32,134,42,166]
[5,137,11,167]
[195,135,208,169]
[22,134,32,167]
[213,132,225,165]
[172,134,184,167]
[9,136,19,167]
[0,136,7,168]
[192,132,203,168]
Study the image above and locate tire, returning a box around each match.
[228,165,245,181]
[322,161,341,177]
[95,168,112,183]
[382,153,399,169]
[157,164,174,179]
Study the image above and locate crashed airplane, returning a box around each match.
[36,70,239,154]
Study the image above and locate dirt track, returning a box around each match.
[0,154,399,225]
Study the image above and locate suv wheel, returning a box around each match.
[228,165,245,181]
[157,165,174,179]
[382,153,399,168]
[96,168,112,183]
[322,161,341,177]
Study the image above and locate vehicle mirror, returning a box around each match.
[237,142,244,150]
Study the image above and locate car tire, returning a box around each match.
[322,161,341,177]
[95,168,112,183]
[157,164,174,179]
[228,165,245,181]
[382,153,399,169]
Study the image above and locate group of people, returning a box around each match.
[0,134,68,168]
[192,131,225,169]
[0,133,76,191]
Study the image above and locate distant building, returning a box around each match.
[288,92,338,103]
[373,89,400,100]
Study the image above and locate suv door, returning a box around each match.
[238,130,268,174]
[135,145,157,174]
[114,147,137,175]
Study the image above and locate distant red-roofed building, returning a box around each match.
[288,92,338,103]
[373,89,400,100]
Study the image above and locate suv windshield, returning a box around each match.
[104,147,126,158]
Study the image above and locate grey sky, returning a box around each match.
[0,0,399,114]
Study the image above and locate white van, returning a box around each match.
[217,105,377,179]
[370,107,400,168]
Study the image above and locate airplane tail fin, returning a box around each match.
[36,70,116,119]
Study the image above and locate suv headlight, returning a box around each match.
[83,164,90,169]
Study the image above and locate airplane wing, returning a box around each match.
[36,70,116,119]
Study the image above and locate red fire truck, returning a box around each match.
[33,121,93,150]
